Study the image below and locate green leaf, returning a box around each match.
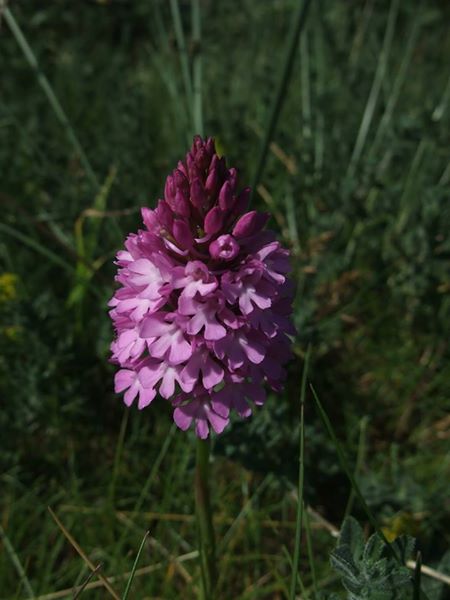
[339,516,365,558]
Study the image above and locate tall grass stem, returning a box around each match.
[344,0,399,187]
[251,0,312,194]
[344,415,369,517]
[289,345,311,600]
[4,7,99,191]
[191,0,203,136]
[170,0,193,119]
[122,531,150,600]
[0,525,35,598]
[310,385,398,559]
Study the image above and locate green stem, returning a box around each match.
[195,438,216,599]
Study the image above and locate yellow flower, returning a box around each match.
[0,273,18,302]
[382,512,422,542]
[2,326,21,340]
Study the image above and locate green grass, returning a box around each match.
[1,0,449,598]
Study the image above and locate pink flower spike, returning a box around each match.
[109,136,293,437]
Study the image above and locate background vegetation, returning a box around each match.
[1,0,449,598]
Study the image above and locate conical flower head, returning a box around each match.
[110,136,294,438]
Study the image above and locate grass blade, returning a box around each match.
[108,410,129,506]
[47,507,120,600]
[0,223,74,275]
[432,73,450,122]
[304,503,318,599]
[344,416,369,517]
[289,345,311,600]
[413,552,422,600]
[368,9,422,161]
[191,0,203,136]
[3,7,99,191]
[122,531,150,600]
[312,388,430,600]
[309,384,394,553]
[344,0,400,187]
[251,0,313,193]
[72,564,102,600]
[170,0,193,117]
[0,524,35,599]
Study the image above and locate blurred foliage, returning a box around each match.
[1,0,449,597]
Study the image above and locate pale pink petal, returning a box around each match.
[205,406,229,434]
[138,387,157,409]
[159,368,176,399]
[140,314,171,338]
[115,370,135,393]
[196,418,209,439]
[149,334,172,359]
[173,407,193,431]
[202,357,224,389]
[168,332,192,364]
[124,384,138,406]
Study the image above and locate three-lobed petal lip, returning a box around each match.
[109,136,294,437]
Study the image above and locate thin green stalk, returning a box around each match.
[289,345,311,600]
[300,29,312,149]
[432,73,450,122]
[0,222,74,275]
[368,10,421,161]
[4,7,99,191]
[73,565,102,600]
[133,423,177,517]
[114,423,176,556]
[108,409,129,506]
[396,138,429,233]
[309,384,396,557]
[283,545,307,599]
[344,415,369,517]
[122,531,150,600]
[251,0,312,194]
[170,0,193,113]
[344,0,400,186]
[304,504,318,599]
[218,473,272,553]
[195,438,216,599]
[0,525,35,599]
[413,552,422,600]
[439,161,450,185]
[191,0,203,136]
[312,3,325,179]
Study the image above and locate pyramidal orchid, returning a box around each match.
[109,136,294,438]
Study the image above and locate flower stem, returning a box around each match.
[195,437,216,599]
